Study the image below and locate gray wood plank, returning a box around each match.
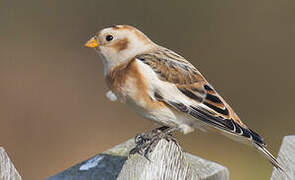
[47,138,229,180]
[117,139,229,180]
[0,147,22,180]
[271,135,295,180]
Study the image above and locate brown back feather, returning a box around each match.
[136,47,265,145]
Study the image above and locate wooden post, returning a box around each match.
[1,136,294,179]
[271,135,295,180]
[47,138,229,180]
[0,147,22,180]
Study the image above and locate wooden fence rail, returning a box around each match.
[0,135,294,180]
[271,135,295,180]
[47,139,229,180]
[0,147,21,180]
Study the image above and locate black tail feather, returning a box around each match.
[254,142,284,171]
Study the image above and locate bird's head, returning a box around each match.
[85,25,156,74]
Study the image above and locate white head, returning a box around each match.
[85,25,156,74]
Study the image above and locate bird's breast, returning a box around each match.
[105,58,165,111]
[105,58,192,128]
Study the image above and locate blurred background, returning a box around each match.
[1,0,294,179]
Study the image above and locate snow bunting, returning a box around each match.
[85,25,282,170]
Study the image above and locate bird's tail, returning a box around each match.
[253,142,284,171]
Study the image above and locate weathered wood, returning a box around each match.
[0,147,22,180]
[118,139,229,180]
[271,135,295,180]
[47,138,229,180]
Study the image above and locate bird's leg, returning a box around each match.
[129,126,181,160]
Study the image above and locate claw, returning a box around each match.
[129,147,138,156]
[129,126,181,160]
[143,149,151,161]
[134,134,145,145]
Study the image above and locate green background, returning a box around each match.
[1,0,294,179]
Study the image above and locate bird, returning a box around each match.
[85,24,283,170]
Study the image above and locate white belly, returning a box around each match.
[106,59,199,134]
[119,86,196,134]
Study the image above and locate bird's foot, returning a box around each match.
[129,126,180,160]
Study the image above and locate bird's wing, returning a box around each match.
[136,47,265,145]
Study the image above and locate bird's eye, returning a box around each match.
[106,35,113,41]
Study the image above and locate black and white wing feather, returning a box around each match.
[136,46,283,170]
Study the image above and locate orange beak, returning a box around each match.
[85,37,99,48]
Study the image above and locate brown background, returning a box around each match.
[1,0,294,179]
